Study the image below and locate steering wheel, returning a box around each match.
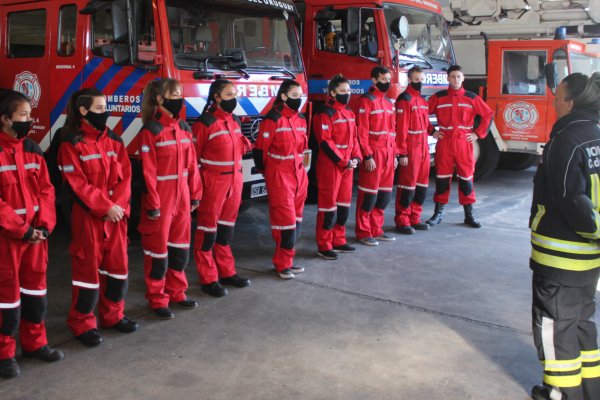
[245,46,267,54]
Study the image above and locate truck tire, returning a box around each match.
[473,134,499,181]
[498,152,538,170]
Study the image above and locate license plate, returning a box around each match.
[250,182,267,198]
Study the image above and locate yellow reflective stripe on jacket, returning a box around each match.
[531,204,546,231]
[544,373,582,388]
[577,211,600,240]
[591,174,600,211]
[531,232,600,255]
[531,249,600,271]
[542,358,582,372]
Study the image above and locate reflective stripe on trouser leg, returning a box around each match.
[410,185,427,225]
[579,283,600,398]
[98,275,127,328]
[194,229,219,285]
[458,176,476,205]
[68,286,99,336]
[433,177,451,205]
[316,210,336,251]
[371,190,391,238]
[0,307,20,359]
[214,224,236,280]
[20,294,48,352]
[142,247,169,309]
[355,191,377,240]
[272,228,296,272]
[332,206,350,247]
[165,246,189,304]
[98,220,128,328]
[532,274,586,397]
[395,188,414,227]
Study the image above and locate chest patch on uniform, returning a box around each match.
[141,145,150,153]
[322,124,329,130]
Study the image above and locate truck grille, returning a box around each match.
[240,116,263,143]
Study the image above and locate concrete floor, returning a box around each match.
[2,167,599,400]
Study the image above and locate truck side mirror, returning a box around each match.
[226,48,248,70]
[544,63,558,94]
[113,45,130,66]
[111,1,131,65]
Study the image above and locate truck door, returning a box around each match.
[2,2,52,149]
[493,48,550,145]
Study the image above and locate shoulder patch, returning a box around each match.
[398,92,412,103]
[362,93,376,101]
[106,129,124,144]
[23,138,43,156]
[265,109,282,123]
[178,119,192,133]
[464,91,477,99]
[232,114,242,128]
[63,130,83,145]
[298,112,306,120]
[143,120,164,135]
[196,112,217,128]
[318,105,336,118]
[435,90,448,98]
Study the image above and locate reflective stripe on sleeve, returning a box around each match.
[98,270,128,280]
[80,154,102,161]
[208,130,230,140]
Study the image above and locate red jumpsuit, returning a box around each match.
[394,85,434,227]
[138,111,202,309]
[312,98,361,251]
[254,104,308,272]
[58,123,131,336]
[428,87,493,205]
[355,86,397,240]
[0,133,55,359]
[192,107,251,285]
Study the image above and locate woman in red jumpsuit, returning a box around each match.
[138,79,202,319]
[253,80,308,279]
[312,75,361,260]
[192,79,252,297]
[0,91,62,378]
[58,88,138,348]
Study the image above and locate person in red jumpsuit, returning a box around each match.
[58,88,138,347]
[192,79,252,297]
[394,66,434,234]
[138,79,202,319]
[312,74,361,260]
[355,66,398,246]
[426,65,494,228]
[0,91,63,379]
[253,80,308,279]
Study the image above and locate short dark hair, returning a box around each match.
[562,73,588,101]
[371,66,390,79]
[328,74,349,93]
[563,72,600,113]
[447,65,463,75]
[274,80,302,106]
[408,66,423,78]
[0,90,31,121]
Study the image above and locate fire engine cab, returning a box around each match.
[0,0,310,203]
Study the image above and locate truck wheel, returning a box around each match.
[498,153,538,170]
[473,134,499,181]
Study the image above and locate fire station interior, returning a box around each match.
[2,0,600,399]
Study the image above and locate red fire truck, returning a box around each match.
[0,0,310,204]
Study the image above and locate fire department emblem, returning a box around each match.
[503,102,539,130]
[13,71,41,108]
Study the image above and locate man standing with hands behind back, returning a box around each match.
[427,65,493,228]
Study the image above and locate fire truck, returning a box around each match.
[0,0,310,206]
[295,0,454,198]
[462,37,600,178]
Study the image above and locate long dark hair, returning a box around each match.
[327,74,349,95]
[202,79,233,114]
[61,87,105,140]
[273,80,301,107]
[141,78,182,124]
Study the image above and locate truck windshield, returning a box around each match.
[166,0,303,73]
[570,52,600,76]
[383,4,454,69]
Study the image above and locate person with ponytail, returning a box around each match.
[191,79,252,297]
[312,74,361,260]
[138,79,201,319]
[529,72,600,400]
[0,91,62,378]
[57,88,137,348]
[253,80,308,279]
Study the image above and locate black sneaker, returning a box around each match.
[174,299,198,309]
[530,385,551,400]
[278,269,295,279]
[201,282,228,297]
[290,265,305,274]
[375,233,396,241]
[75,328,103,347]
[220,275,252,288]
[317,250,338,260]
[0,358,20,379]
[22,345,64,362]
[332,244,357,253]
[395,225,415,235]
[153,307,175,320]
[411,222,430,231]
[106,317,139,333]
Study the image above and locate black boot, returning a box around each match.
[0,358,20,379]
[426,203,445,226]
[463,204,482,228]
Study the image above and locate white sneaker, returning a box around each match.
[290,265,305,274]
[278,269,295,279]
[375,233,396,242]
[359,237,379,246]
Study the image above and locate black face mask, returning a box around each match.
[285,97,302,111]
[376,82,390,93]
[410,82,423,92]
[84,111,109,132]
[162,98,184,116]
[335,93,351,105]
[219,98,237,114]
[11,120,33,139]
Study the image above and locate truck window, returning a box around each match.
[502,50,547,96]
[359,9,378,59]
[166,0,302,73]
[553,48,569,83]
[7,9,46,58]
[135,0,156,64]
[92,7,114,57]
[570,52,600,77]
[315,10,347,54]
[58,5,77,57]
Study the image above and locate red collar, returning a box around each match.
[80,120,106,142]
[209,106,234,121]
[154,110,180,127]
[405,85,422,97]
[0,130,23,149]
[278,104,299,118]
[448,86,465,96]
[368,86,386,98]
[327,98,348,111]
